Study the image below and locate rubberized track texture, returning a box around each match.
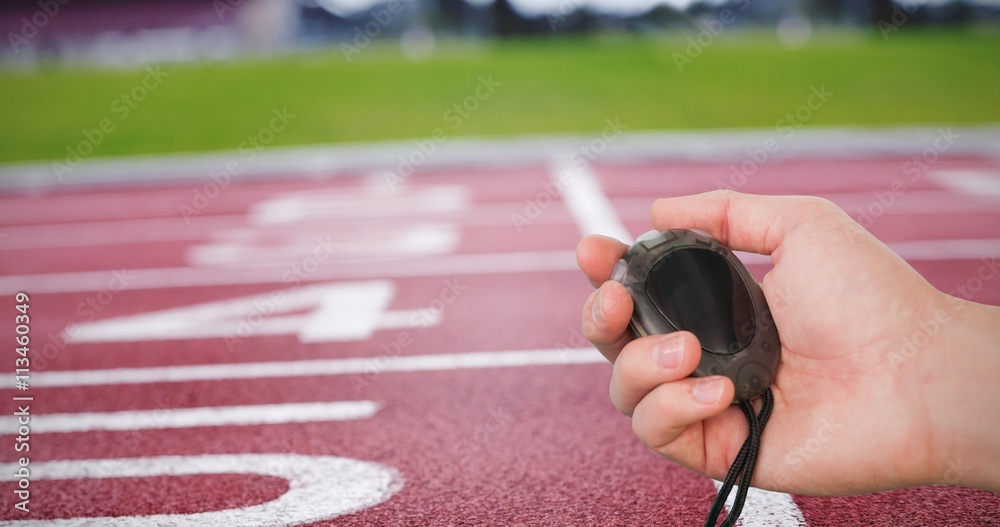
[0,127,999,526]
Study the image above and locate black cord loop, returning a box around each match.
[703,388,774,527]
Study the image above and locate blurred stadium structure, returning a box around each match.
[2,0,999,68]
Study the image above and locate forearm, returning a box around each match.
[923,293,1000,491]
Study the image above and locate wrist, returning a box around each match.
[921,292,1000,491]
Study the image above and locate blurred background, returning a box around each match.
[1,0,998,165]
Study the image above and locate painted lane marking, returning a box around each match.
[251,185,470,224]
[4,188,994,251]
[0,454,402,526]
[33,348,604,388]
[554,158,633,243]
[0,215,245,250]
[0,401,379,433]
[186,223,460,266]
[929,169,1000,198]
[0,250,580,294]
[63,281,420,344]
[3,237,1000,295]
[711,481,808,527]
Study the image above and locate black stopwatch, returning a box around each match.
[610,229,781,402]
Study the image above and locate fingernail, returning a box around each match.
[692,378,726,405]
[652,333,684,369]
[592,289,605,324]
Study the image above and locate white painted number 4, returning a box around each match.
[65,280,439,346]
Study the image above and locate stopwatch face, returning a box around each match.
[644,247,757,356]
[615,229,781,402]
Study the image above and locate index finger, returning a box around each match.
[576,234,630,288]
[650,190,832,256]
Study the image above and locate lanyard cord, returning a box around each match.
[703,388,774,527]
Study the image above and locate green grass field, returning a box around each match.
[1,29,998,163]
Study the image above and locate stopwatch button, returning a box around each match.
[611,259,628,283]
[636,230,660,243]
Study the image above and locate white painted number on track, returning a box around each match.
[65,280,439,344]
[0,454,402,526]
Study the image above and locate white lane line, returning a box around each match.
[731,238,1000,266]
[882,239,1000,261]
[0,401,379,433]
[34,348,603,388]
[6,236,1000,295]
[4,190,993,252]
[612,191,1000,221]
[186,223,460,266]
[0,250,580,294]
[0,454,402,526]
[251,185,469,224]
[930,170,1000,198]
[0,203,574,251]
[0,215,246,250]
[711,481,808,527]
[555,158,633,243]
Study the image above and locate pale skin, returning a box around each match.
[577,190,1000,496]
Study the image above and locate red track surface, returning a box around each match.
[1,154,999,526]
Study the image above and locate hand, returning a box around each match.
[578,190,1000,495]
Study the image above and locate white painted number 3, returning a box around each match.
[64,280,439,345]
[0,454,402,526]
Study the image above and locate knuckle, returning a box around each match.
[610,387,630,416]
[711,188,738,200]
[630,412,647,442]
[801,195,840,214]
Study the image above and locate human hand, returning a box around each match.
[578,190,1000,495]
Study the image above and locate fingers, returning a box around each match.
[610,331,703,416]
[582,280,633,363]
[576,235,630,287]
[611,330,742,476]
[649,190,840,256]
[577,235,633,362]
[631,376,735,456]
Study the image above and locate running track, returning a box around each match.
[1,128,999,526]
